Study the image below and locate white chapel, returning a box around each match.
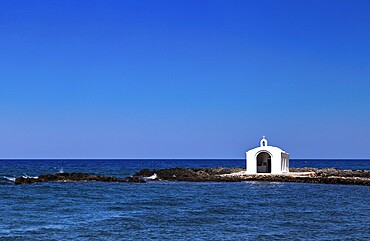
[246,136,290,174]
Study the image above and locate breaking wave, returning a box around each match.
[1,174,39,183]
[22,174,39,179]
[2,176,16,182]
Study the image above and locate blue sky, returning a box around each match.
[1,0,369,159]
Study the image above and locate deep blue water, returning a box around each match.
[0,159,369,240]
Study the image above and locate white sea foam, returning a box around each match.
[2,176,16,182]
[22,174,39,179]
[143,173,158,180]
[59,167,64,173]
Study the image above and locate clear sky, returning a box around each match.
[1,0,369,159]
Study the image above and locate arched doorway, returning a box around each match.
[257,152,271,173]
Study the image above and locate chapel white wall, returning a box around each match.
[245,137,290,175]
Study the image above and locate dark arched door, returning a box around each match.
[257,152,271,173]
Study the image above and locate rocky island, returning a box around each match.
[15,138,369,186]
[14,167,370,186]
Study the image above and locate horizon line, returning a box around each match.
[0,158,370,160]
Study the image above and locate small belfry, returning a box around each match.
[246,136,290,174]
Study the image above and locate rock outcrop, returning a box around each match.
[133,167,370,186]
[14,168,370,186]
[14,172,145,184]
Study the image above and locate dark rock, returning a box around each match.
[14,168,370,186]
[15,172,128,184]
[133,169,155,177]
[132,167,370,186]
[125,176,147,183]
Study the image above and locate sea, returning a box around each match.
[0,159,369,240]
